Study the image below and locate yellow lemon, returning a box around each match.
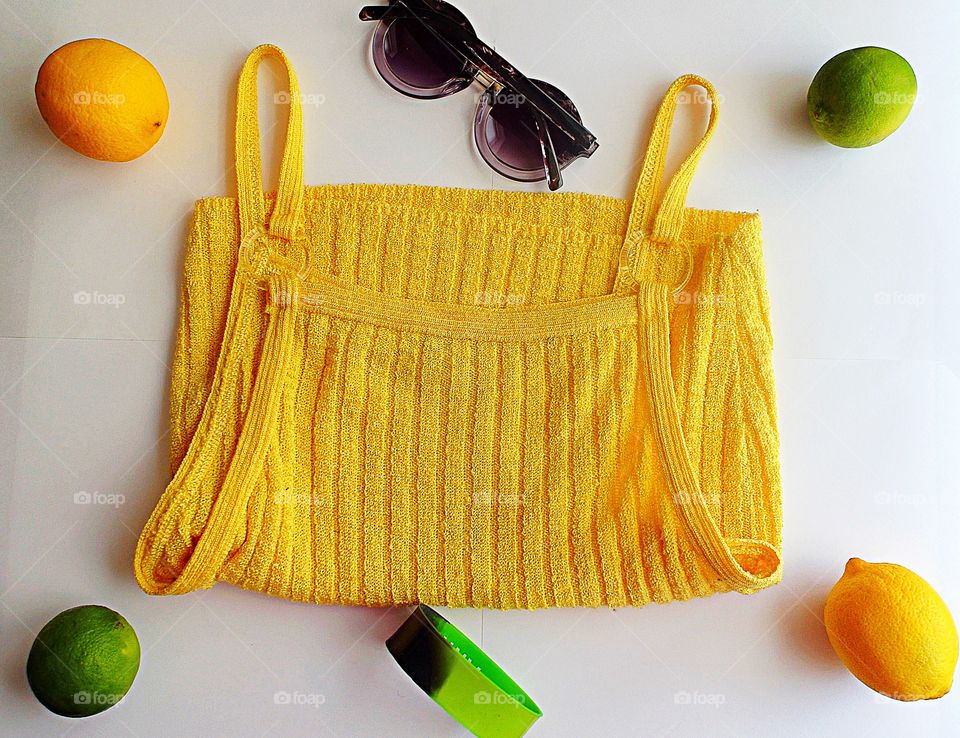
[824,558,958,701]
[35,38,169,161]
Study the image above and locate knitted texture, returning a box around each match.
[134,46,783,608]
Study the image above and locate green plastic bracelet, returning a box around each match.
[386,606,542,738]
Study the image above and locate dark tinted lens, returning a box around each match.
[383,18,464,89]
[476,80,585,177]
[483,92,543,171]
[370,2,475,99]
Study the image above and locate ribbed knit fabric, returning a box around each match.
[134,46,782,608]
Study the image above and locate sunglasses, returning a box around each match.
[359,0,599,190]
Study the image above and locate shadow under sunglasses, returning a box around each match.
[360,0,598,190]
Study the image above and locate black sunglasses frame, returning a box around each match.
[359,0,599,189]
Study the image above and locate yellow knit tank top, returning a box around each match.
[134,45,782,609]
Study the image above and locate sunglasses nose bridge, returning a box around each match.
[472,68,501,95]
[440,63,488,98]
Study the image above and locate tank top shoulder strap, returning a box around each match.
[613,74,720,294]
[235,44,305,241]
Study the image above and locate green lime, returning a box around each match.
[26,605,140,718]
[807,46,917,148]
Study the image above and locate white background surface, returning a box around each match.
[1,1,958,736]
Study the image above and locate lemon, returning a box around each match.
[824,558,957,701]
[35,38,169,161]
[26,605,140,717]
[807,47,916,148]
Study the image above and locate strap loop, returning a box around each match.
[235,44,305,241]
[134,270,302,595]
[614,75,719,293]
[636,282,781,592]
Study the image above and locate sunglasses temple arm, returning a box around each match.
[359,5,390,21]
[533,110,563,191]
[361,1,427,23]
